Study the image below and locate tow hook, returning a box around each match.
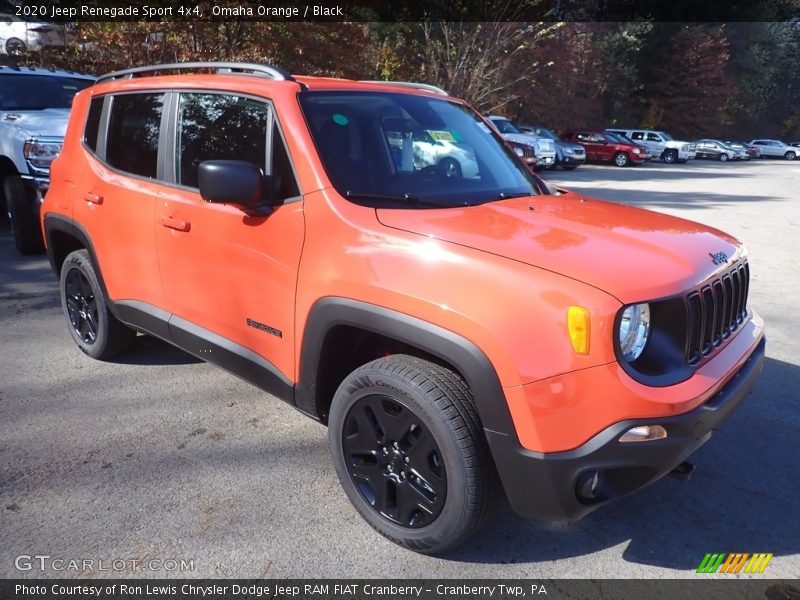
[669,461,695,481]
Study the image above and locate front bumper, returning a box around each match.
[488,334,765,522]
[560,153,586,165]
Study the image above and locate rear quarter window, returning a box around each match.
[83,97,103,152]
[106,93,165,179]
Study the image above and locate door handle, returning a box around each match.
[161,216,191,232]
[84,192,103,205]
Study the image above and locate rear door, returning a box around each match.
[155,90,305,383]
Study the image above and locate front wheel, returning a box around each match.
[4,175,44,255]
[328,355,493,554]
[59,250,137,360]
[662,149,678,164]
[613,152,630,167]
[785,151,797,161]
[438,158,462,178]
[719,153,729,162]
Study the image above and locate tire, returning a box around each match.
[4,175,45,255]
[613,152,629,167]
[662,149,678,164]
[563,165,578,171]
[785,151,796,161]
[59,249,137,360]
[719,153,729,162]
[439,158,462,178]
[328,355,493,554]
[5,37,26,56]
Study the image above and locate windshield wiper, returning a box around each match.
[492,191,534,201]
[345,191,453,208]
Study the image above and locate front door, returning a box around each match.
[155,91,305,383]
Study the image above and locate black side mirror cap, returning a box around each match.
[198,160,272,208]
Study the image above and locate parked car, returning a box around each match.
[604,131,652,160]
[506,139,538,169]
[486,115,556,169]
[0,65,94,253]
[517,124,585,170]
[749,139,797,160]
[42,62,764,554]
[0,14,68,55]
[725,141,760,159]
[561,129,647,166]
[605,128,696,163]
[693,139,740,162]
[384,124,479,179]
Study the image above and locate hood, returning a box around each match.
[0,108,70,138]
[555,139,584,152]
[376,191,742,303]
[500,132,542,146]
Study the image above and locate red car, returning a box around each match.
[562,130,648,166]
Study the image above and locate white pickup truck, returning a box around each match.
[0,66,94,253]
[605,128,697,164]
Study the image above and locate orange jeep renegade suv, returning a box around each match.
[41,63,765,554]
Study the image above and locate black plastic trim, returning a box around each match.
[296,297,515,438]
[490,334,765,522]
[168,314,293,403]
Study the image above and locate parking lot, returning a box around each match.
[0,159,798,579]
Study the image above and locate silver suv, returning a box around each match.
[748,139,797,160]
[487,115,557,169]
[0,65,94,253]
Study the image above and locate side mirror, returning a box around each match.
[198,160,272,208]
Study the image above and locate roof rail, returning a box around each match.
[361,80,449,96]
[96,62,295,85]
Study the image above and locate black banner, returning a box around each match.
[3,0,799,23]
[2,580,799,600]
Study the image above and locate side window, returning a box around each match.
[630,131,645,140]
[271,121,300,201]
[646,133,661,142]
[106,93,165,178]
[83,96,103,152]
[176,92,268,189]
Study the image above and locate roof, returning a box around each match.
[0,65,95,80]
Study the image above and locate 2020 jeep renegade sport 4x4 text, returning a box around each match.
[41,63,765,554]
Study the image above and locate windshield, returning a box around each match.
[300,92,544,208]
[530,126,556,140]
[0,75,93,111]
[490,118,522,135]
[657,131,674,141]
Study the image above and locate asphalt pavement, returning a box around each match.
[0,159,798,579]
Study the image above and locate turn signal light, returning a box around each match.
[567,306,590,355]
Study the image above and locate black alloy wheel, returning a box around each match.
[439,158,462,178]
[64,267,99,345]
[342,394,446,528]
[328,355,494,554]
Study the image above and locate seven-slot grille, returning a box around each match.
[685,260,749,365]
[520,146,536,159]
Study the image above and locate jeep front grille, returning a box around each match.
[685,261,749,365]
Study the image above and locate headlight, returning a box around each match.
[514,147,525,157]
[632,148,641,154]
[23,139,62,170]
[618,303,651,361]
[564,147,575,154]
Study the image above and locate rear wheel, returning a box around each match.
[59,250,137,360]
[613,152,629,167]
[5,38,26,56]
[328,355,493,554]
[4,175,44,255]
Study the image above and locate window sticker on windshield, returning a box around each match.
[426,130,457,143]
